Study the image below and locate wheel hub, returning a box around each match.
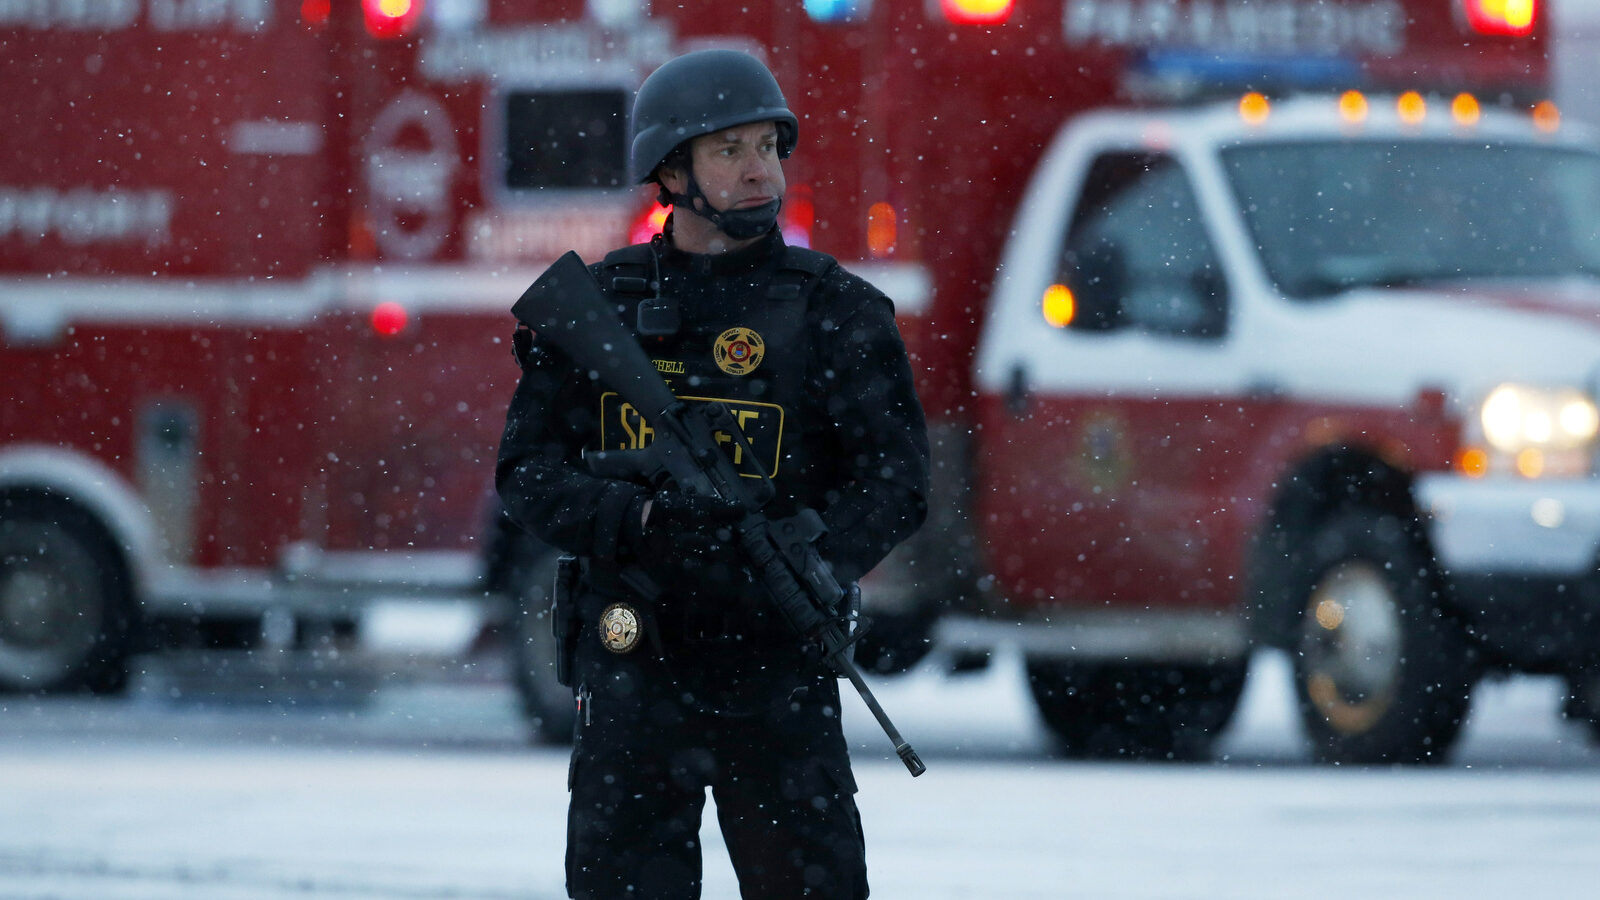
[0,524,106,682]
[1300,560,1403,736]
[0,569,73,646]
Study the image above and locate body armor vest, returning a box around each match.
[594,240,839,518]
[588,240,842,714]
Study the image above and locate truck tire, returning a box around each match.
[0,495,133,694]
[506,543,576,744]
[1287,508,1474,764]
[1562,671,1600,745]
[1026,659,1247,760]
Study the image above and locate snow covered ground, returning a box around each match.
[1,648,1598,899]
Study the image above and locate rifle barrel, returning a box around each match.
[824,631,926,777]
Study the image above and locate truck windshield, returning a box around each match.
[1222,141,1600,298]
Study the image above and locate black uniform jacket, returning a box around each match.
[495,227,929,629]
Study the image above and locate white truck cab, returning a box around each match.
[972,93,1600,762]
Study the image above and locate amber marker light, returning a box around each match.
[1533,100,1561,133]
[1452,93,1482,126]
[1398,91,1427,125]
[1338,90,1369,124]
[1516,448,1546,478]
[1456,446,1490,478]
[1314,598,1346,631]
[867,202,898,258]
[1239,92,1270,125]
[1042,283,1075,328]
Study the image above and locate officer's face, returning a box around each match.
[663,121,786,214]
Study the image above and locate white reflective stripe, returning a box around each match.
[0,277,332,336]
[847,261,933,315]
[228,120,323,156]
[0,268,533,335]
[0,257,938,332]
[283,548,484,591]
[336,265,547,310]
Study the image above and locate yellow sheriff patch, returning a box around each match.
[713,327,764,376]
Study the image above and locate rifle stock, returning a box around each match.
[512,251,925,777]
[513,251,678,421]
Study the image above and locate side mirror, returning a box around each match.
[1068,239,1125,331]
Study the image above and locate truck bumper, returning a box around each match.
[1417,474,1600,576]
[1416,474,1600,669]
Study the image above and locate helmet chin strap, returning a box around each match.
[667,171,781,241]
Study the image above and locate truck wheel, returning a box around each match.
[0,497,133,694]
[1288,509,1474,764]
[1562,672,1600,744]
[1026,660,1247,760]
[506,544,575,744]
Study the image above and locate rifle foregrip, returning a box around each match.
[582,448,661,483]
[738,525,830,637]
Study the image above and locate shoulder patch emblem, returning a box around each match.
[713,327,764,376]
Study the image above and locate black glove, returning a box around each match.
[622,487,746,581]
[646,488,743,532]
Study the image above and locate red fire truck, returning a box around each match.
[4,0,1593,763]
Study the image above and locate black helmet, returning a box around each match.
[629,49,798,185]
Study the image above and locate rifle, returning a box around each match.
[513,251,926,778]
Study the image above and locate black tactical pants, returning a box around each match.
[565,626,868,900]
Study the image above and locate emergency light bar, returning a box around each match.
[1242,89,1546,131]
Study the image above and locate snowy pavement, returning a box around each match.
[2,649,1599,899]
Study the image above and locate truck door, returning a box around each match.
[986,150,1250,612]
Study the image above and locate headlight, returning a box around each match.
[1480,384,1598,451]
[1465,384,1598,478]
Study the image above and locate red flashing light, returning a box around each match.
[942,0,1013,25]
[629,202,672,245]
[363,0,423,39]
[784,185,815,248]
[628,189,815,248]
[1462,0,1536,37]
[371,302,408,337]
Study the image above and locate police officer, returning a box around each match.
[496,49,929,900]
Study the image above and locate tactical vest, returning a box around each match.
[593,240,840,517]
